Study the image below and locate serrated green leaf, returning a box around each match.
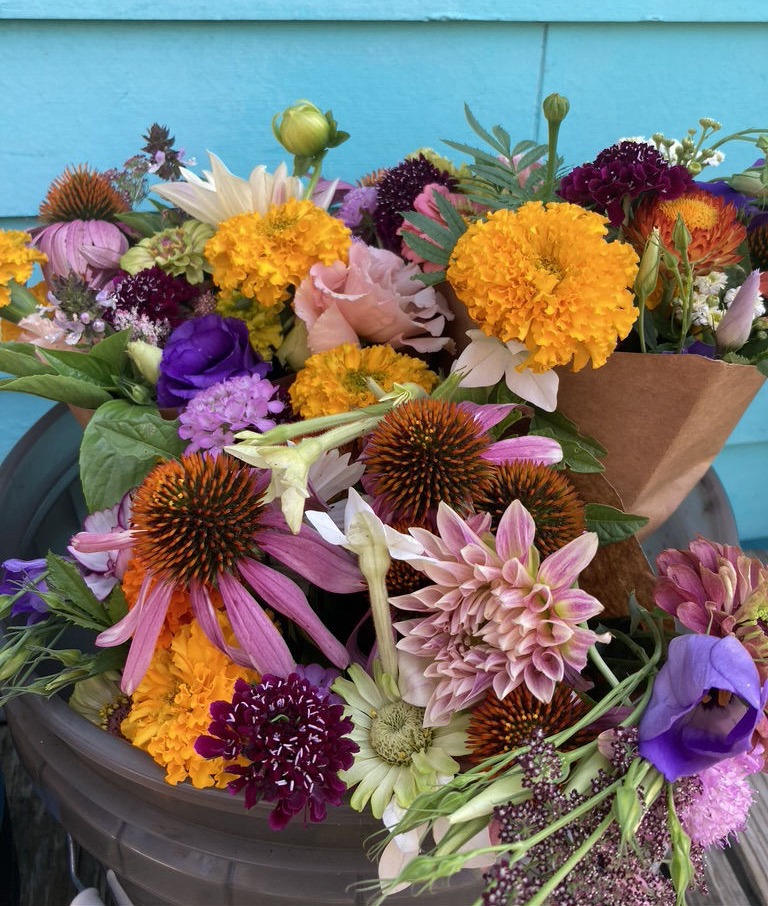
[463,104,508,155]
[585,504,649,546]
[400,210,456,247]
[413,269,447,286]
[443,139,508,169]
[756,358,768,378]
[45,554,115,630]
[79,399,186,511]
[0,374,112,407]
[491,124,512,153]
[530,409,607,474]
[401,232,452,266]
[512,145,548,173]
[432,191,469,237]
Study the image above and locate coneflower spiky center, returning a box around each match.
[130,454,265,586]
[467,685,593,764]
[362,399,495,525]
[39,164,130,223]
[474,461,586,557]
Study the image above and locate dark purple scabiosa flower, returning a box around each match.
[0,558,49,625]
[156,313,269,409]
[639,634,768,782]
[102,265,198,341]
[178,373,285,456]
[195,673,359,829]
[558,141,694,228]
[372,154,457,252]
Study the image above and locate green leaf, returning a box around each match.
[413,269,447,286]
[400,231,451,266]
[45,555,115,630]
[530,409,607,473]
[431,191,469,237]
[37,347,119,385]
[0,343,57,377]
[463,103,509,155]
[585,504,649,546]
[400,210,456,248]
[87,329,132,367]
[79,399,186,511]
[0,374,113,407]
[115,210,166,237]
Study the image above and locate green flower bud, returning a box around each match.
[687,160,703,176]
[272,100,333,158]
[671,213,691,253]
[127,340,162,386]
[634,228,662,301]
[614,782,643,849]
[667,785,694,904]
[542,93,570,124]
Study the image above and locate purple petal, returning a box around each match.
[495,500,536,562]
[237,558,350,669]
[538,532,598,589]
[483,436,563,466]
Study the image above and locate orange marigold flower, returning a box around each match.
[0,230,47,308]
[205,198,351,308]
[288,343,439,419]
[121,557,225,650]
[626,187,746,275]
[446,201,639,373]
[121,615,259,789]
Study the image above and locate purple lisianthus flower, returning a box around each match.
[639,634,768,781]
[0,558,49,625]
[558,140,693,228]
[156,314,269,409]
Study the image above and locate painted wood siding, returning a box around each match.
[1,2,767,539]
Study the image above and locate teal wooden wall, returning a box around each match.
[2,1,767,541]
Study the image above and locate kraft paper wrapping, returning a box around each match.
[555,353,765,539]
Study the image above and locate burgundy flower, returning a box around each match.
[558,141,693,228]
[195,673,359,829]
[372,154,456,252]
[105,265,197,330]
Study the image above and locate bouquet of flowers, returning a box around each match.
[1,94,768,905]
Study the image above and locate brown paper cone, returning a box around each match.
[556,353,765,538]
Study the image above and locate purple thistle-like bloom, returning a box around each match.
[156,314,269,409]
[372,154,456,252]
[0,558,49,625]
[337,185,378,230]
[195,673,359,829]
[639,634,768,782]
[558,141,693,228]
[178,373,285,456]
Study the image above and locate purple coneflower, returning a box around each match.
[195,673,359,829]
[70,453,363,693]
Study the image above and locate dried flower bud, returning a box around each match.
[542,93,570,124]
[272,100,333,158]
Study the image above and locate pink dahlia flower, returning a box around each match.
[32,219,129,290]
[391,499,605,724]
[292,241,454,355]
[654,537,768,680]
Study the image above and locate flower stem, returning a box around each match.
[588,644,621,688]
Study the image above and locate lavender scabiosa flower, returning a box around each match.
[178,373,285,456]
[558,141,693,228]
[195,673,359,829]
[337,184,378,231]
[372,154,457,252]
[678,746,764,848]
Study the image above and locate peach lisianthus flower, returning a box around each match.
[292,242,454,355]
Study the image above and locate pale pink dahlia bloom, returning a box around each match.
[655,537,768,680]
[292,241,454,355]
[391,500,605,724]
[678,746,764,848]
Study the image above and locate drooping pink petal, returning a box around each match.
[217,570,296,675]
[237,557,350,669]
[70,529,135,553]
[483,436,563,466]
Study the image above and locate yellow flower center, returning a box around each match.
[658,196,719,231]
[369,701,432,765]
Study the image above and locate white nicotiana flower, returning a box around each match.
[451,329,559,412]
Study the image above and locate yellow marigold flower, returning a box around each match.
[216,290,286,360]
[0,230,47,308]
[289,343,439,419]
[121,616,259,789]
[205,198,351,308]
[446,202,639,372]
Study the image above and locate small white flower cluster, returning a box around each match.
[675,271,728,329]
